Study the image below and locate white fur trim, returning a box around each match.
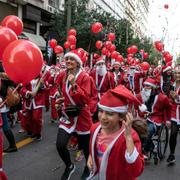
[0,168,2,172]
[125,147,139,164]
[98,103,128,113]
[144,82,156,88]
[112,61,120,66]
[139,104,147,112]
[64,52,82,66]
[96,59,105,65]
[163,66,171,72]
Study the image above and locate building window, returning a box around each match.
[48,0,59,8]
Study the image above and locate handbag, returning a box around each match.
[6,86,21,107]
[65,104,81,117]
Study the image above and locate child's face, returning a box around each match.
[98,110,123,131]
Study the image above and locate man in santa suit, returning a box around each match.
[87,85,145,180]
[21,74,46,140]
[167,65,180,164]
[89,57,115,100]
[128,65,145,95]
[136,78,171,155]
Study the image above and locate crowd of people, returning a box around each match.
[0,48,179,180]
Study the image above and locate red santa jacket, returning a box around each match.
[89,123,144,180]
[110,71,124,87]
[170,86,180,124]
[136,93,171,125]
[55,70,92,134]
[21,77,45,110]
[89,69,115,99]
[128,71,145,94]
[46,75,58,99]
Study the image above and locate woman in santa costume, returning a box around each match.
[87,85,146,180]
[167,65,180,164]
[55,48,93,180]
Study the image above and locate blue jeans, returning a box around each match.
[2,112,10,132]
[143,121,157,152]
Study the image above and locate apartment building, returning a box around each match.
[0,0,64,50]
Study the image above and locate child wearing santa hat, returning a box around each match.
[87,85,146,180]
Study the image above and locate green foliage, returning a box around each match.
[48,0,158,65]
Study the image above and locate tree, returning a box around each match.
[48,0,158,65]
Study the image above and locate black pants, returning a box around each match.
[169,121,180,154]
[56,128,90,167]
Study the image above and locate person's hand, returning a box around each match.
[27,91,36,97]
[123,112,133,137]
[67,74,75,85]
[87,155,93,171]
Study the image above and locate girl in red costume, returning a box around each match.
[87,85,146,180]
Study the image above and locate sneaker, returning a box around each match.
[3,146,17,153]
[30,134,37,139]
[81,166,90,180]
[75,150,84,162]
[61,164,76,180]
[18,129,25,133]
[167,154,176,164]
[27,132,33,137]
[36,134,42,141]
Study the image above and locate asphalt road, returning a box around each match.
[3,110,180,180]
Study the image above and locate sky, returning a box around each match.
[148,0,180,58]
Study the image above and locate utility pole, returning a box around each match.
[66,0,72,33]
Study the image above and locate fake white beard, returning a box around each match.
[141,88,152,103]
[96,65,107,76]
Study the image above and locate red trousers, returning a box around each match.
[50,98,58,120]
[25,108,43,135]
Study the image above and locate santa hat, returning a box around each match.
[64,49,83,66]
[95,57,105,65]
[112,60,121,66]
[143,78,157,88]
[162,65,171,73]
[98,85,147,113]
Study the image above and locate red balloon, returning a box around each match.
[93,53,100,59]
[49,39,57,49]
[0,26,17,60]
[54,45,64,54]
[111,51,118,59]
[162,51,170,58]
[67,35,76,45]
[164,54,173,63]
[68,28,77,36]
[70,44,76,50]
[64,41,70,49]
[127,53,133,58]
[154,41,164,52]
[131,45,138,54]
[108,33,115,41]
[127,47,132,54]
[116,55,124,62]
[140,62,150,71]
[2,40,43,84]
[91,22,103,34]
[1,15,23,35]
[109,44,116,52]
[127,57,133,65]
[164,4,169,9]
[101,47,108,55]
[104,41,112,50]
[143,52,149,59]
[95,41,103,49]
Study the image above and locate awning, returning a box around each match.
[20,32,46,51]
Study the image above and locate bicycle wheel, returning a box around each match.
[157,124,169,159]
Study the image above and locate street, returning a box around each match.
[3,110,180,180]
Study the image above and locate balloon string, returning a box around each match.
[0,83,22,108]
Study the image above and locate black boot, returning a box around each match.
[3,129,17,153]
